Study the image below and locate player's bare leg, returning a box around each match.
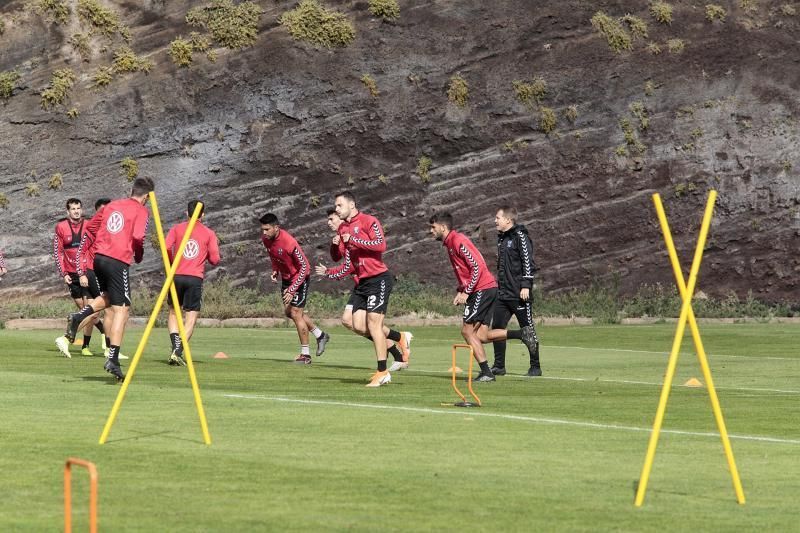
[286,304,312,363]
[167,308,198,365]
[461,323,496,382]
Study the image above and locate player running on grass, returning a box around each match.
[429,212,538,382]
[260,213,329,364]
[65,177,155,381]
[53,198,104,357]
[318,209,412,371]
[164,200,221,366]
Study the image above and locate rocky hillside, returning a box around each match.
[1,0,799,301]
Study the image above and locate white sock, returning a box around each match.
[311,327,323,339]
[301,345,310,356]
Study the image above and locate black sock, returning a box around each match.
[76,305,95,321]
[108,345,120,364]
[388,345,403,361]
[507,330,522,340]
[479,361,491,375]
[82,336,92,348]
[170,333,179,353]
[377,360,387,372]
[95,320,105,335]
[387,329,401,342]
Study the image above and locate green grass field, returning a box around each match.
[1,324,798,531]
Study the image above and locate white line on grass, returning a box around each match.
[223,394,800,446]
[547,344,797,361]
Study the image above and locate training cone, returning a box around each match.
[448,366,463,373]
[213,352,229,359]
[684,377,704,387]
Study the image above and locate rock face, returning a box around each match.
[1,1,799,301]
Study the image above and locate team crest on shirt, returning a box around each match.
[183,239,200,259]
[353,227,359,234]
[507,241,514,248]
[106,211,124,234]
[277,248,283,255]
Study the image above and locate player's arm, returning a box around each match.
[348,219,386,252]
[207,233,221,266]
[286,245,309,295]
[319,249,354,280]
[53,226,68,280]
[164,227,176,264]
[0,251,7,276]
[458,243,481,295]
[517,230,536,289]
[329,238,344,261]
[132,214,149,264]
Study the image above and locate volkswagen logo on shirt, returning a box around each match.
[183,239,200,259]
[106,211,125,234]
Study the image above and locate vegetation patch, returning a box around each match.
[667,38,685,53]
[644,80,656,96]
[26,183,41,197]
[503,140,528,152]
[564,105,578,123]
[512,77,547,109]
[34,0,70,24]
[705,4,727,21]
[278,0,354,48]
[377,174,389,185]
[360,74,379,97]
[0,193,8,209]
[92,66,114,87]
[169,37,194,67]
[369,0,400,20]
[417,156,432,183]
[77,0,126,39]
[646,42,662,54]
[447,74,469,107]
[591,11,632,53]
[121,157,138,181]
[629,101,649,130]
[649,1,673,24]
[66,107,79,118]
[621,14,649,39]
[539,106,557,133]
[0,70,21,101]
[187,0,262,50]
[740,0,758,14]
[41,68,76,110]
[112,46,153,73]
[781,4,796,16]
[48,173,63,190]
[69,33,92,61]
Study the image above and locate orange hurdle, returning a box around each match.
[451,344,481,407]
[64,457,98,533]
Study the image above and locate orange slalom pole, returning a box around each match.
[64,457,98,533]
[451,343,481,407]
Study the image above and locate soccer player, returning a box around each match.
[429,212,538,382]
[164,200,221,366]
[260,213,329,364]
[491,206,542,377]
[65,177,155,381]
[322,191,402,387]
[53,198,103,357]
[318,209,412,371]
[0,249,7,278]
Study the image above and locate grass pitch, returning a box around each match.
[0,324,798,531]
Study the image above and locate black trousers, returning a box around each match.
[491,298,539,369]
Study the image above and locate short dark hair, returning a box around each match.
[326,208,337,216]
[66,198,81,209]
[335,191,355,203]
[188,200,205,217]
[259,213,279,225]
[498,205,518,222]
[429,212,453,229]
[131,177,155,197]
[94,198,111,210]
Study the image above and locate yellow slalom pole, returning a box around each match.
[99,193,204,445]
[652,193,745,504]
[634,191,716,506]
[150,196,212,445]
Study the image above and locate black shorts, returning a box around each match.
[351,272,393,314]
[66,273,88,300]
[492,298,533,329]
[282,278,310,308]
[463,288,497,325]
[93,254,131,307]
[168,275,204,312]
[85,270,102,299]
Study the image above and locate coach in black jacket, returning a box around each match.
[491,206,542,377]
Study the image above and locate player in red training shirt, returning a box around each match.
[164,200,221,366]
[429,212,538,382]
[260,213,329,364]
[65,177,155,382]
[0,248,7,278]
[317,208,412,372]
[53,198,103,357]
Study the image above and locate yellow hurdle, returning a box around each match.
[150,195,212,445]
[451,344,481,407]
[98,195,204,445]
[634,190,745,506]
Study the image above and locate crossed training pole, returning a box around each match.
[99,193,211,445]
[634,190,745,506]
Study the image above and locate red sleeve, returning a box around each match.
[348,216,386,252]
[330,241,343,262]
[132,210,149,264]
[207,231,221,266]
[286,244,309,294]
[77,211,104,275]
[0,250,6,270]
[165,227,176,263]
[457,240,482,294]
[326,249,354,280]
[53,227,66,277]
